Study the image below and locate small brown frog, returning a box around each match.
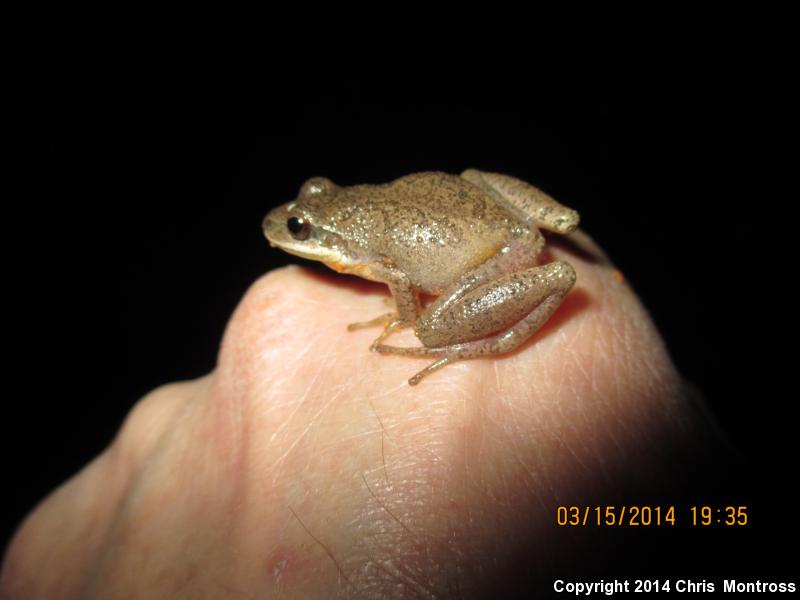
[263,170,579,385]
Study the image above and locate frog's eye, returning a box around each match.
[287,217,311,241]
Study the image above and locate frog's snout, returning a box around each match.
[262,211,285,248]
[262,212,281,241]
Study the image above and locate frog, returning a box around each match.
[262,169,579,385]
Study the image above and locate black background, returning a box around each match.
[5,4,797,592]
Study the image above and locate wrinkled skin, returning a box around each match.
[1,232,710,599]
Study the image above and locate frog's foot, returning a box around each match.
[373,343,454,385]
[347,314,413,348]
[347,313,397,331]
[373,344,445,357]
[409,357,454,385]
[368,320,412,350]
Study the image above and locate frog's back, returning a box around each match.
[387,172,509,221]
[329,172,527,292]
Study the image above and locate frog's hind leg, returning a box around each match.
[461,169,580,234]
[375,260,577,385]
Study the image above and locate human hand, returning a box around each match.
[2,232,708,598]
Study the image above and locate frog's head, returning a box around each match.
[263,177,353,267]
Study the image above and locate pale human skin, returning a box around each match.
[1,226,712,598]
[262,170,580,385]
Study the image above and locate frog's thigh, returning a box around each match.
[377,261,576,384]
[424,259,576,346]
[461,169,579,234]
[422,234,544,329]
[378,260,575,356]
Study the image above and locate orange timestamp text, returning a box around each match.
[556,505,749,526]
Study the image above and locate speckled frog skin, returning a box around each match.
[263,169,579,385]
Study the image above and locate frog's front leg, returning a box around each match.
[376,260,576,385]
[345,262,422,349]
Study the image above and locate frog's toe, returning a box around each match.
[362,319,413,350]
[409,356,454,385]
[373,344,444,357]
[347,313,398,331]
